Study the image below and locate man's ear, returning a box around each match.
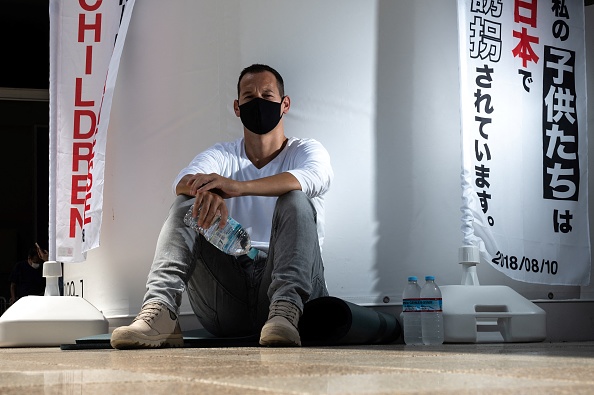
[233,99,240,117]
[281,95,291,115]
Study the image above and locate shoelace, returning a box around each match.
[269,303,299,326]
[133,304,162,324]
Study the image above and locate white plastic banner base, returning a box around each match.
[441,285,546,343]
[0,296,109,347]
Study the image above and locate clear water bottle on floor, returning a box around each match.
[183,205,251,256]
[421,275,444,345]
[402,276,423,345]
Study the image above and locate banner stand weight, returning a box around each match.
[441,246,547,343]
[0,262,108,347]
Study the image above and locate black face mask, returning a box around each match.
[239,97,283,135]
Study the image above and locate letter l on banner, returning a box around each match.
[49,0,136,263]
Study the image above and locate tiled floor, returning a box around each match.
[1,342,594,394]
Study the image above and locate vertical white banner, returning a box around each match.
[458,0,590,285]
[50,0,135,263]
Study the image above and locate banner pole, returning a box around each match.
[48,0,58,262]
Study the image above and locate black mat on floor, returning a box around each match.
[60,296,401,350]
[60,329,260,350]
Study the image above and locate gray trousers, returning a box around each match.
[143,190,329,337]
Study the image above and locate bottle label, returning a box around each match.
[420,298,442,312]
[403,298,424,312]
[221,219,242,251]
[208,218,241,251]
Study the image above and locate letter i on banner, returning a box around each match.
[457,0,590,285]
[49,0,135,263]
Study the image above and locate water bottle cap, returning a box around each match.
[407,276,418,281]
[425,275,435,281]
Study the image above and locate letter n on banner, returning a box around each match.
[49,0,135,262]
[457,0,590,285]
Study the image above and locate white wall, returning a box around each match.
[64,0,593,323]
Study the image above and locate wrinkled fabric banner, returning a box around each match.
[458,0,590,285]
[49,0,135,263]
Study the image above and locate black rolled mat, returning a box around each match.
[60,296,401,350]
[300,296,401,346]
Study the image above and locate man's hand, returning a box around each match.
[192,190,229,229]
[186,173,242,199]
[178,174,237,229]
[35,243,48,262]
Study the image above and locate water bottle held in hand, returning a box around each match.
[183,205,251,256]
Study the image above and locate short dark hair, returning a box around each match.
[237,64,285,98]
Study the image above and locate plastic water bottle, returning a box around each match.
[402,276,423,345]
[420,275,444,345]
[183,205,251,256]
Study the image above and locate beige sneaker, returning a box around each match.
[259,300,302,347]
[110,302,184,349]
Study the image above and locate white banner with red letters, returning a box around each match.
[49,0,135,263]
[458,0,590,285]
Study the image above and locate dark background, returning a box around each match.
[0,0,50,306]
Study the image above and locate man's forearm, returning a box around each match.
[176,172,301,198]
[239,172,301,197]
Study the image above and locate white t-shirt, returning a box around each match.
[173,137,333,252]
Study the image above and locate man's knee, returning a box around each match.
[275,191,316,222]
[279,190,311,205]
